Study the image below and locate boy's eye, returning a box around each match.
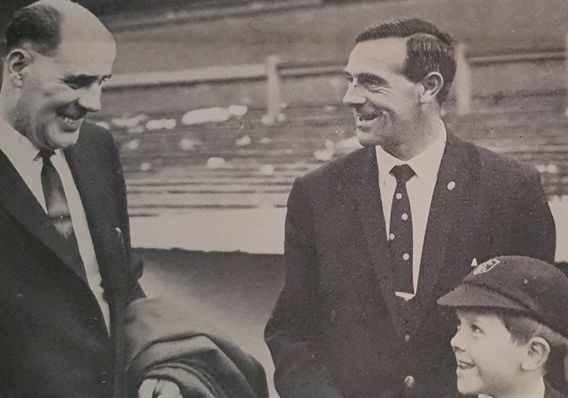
[471,324,482,334]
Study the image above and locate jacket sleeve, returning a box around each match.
[264,179,343,398]
[511,169,556,263]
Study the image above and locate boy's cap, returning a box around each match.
[437,256,568,338]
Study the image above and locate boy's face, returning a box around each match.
[451,310,527,397]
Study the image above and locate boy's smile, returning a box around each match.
[451,310,528,397]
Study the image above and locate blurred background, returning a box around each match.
[2,1,568,396]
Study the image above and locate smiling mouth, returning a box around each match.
[355,113,385,127]
[59,115,81,123]
[457,359,475,370]
[56,111,85,129]
[357,113,379,121]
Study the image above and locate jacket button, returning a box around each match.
[100,371,110,385]
[404,334,411,343]
[404,375,415,389]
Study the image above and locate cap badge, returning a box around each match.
[473,258,500,275]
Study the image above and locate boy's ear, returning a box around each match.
[522,337,550,372]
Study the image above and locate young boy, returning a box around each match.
[437,255,568,398]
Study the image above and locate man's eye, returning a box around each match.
[362,78,384,91]
[64,80,81,89]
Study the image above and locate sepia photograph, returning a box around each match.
[0,0,566,397]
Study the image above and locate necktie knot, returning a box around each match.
[39,150,55,162]
[390,164,415,184]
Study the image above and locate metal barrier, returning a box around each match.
[104,46,566,120]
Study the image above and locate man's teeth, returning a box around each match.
[60,115,79,123]
[457,361,474,369]
[358,114,378,121]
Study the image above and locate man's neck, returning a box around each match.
[382,116,445,160]
[0,95,18,133]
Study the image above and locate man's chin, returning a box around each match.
[45,130,81,150]
[355,129,381,147]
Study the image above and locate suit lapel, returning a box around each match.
[65,138,127,297]
[0,150,86,276]
[349,147,403,329]
[413,135,472,319]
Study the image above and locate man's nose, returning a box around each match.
[77,84,102,113]
[342,83,366,107]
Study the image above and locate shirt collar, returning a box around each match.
[375,121,447,184]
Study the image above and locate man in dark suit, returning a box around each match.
[0,1,180,397]
[265,18,556,398]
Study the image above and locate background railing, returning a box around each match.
[104,46,567,119]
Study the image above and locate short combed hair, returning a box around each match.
[5,1,63,56]
[356,18,456,104]
[501,311,568,375]
[467,307,568,375]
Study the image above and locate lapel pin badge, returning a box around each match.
[447,181,456,191]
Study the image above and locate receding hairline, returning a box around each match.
[6,0,114,56]
[53,1,113,40]
[347,37,409,74]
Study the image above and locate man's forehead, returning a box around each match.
[53,12,116,74]
[50,37,116,79]
[346,37,407,73]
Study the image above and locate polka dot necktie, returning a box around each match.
[40,150,86,280]
[389,164,415,294]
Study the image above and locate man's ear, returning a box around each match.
[5,49,32,88]
[522,336,550,372]
[419,71,444,104]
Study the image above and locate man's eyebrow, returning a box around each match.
[358,73,387,85]
[65,73,112,82]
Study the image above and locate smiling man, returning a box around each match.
[0,1,179,397]
[265,18,557,397]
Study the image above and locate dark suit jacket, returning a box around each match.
[265,134,556,398]
[0,123,143,398]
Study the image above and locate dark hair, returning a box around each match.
[461,307,568,375]
[5,1,62,56]
[356,18,456,104]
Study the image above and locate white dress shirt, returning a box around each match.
[0,121,110,330]
[375,122,447,299]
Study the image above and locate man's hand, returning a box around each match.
[138,378,182,398]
